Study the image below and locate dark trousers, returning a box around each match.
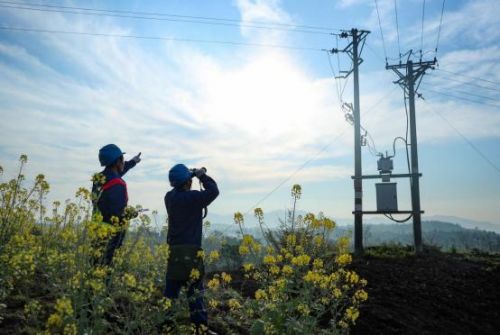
[103,230,126,265]
[164,278,208,327]
[93,229,126,266]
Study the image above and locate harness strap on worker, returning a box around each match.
[102,178,128,202]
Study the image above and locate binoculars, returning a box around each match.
[189,167,207,177]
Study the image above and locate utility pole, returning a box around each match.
[386,52,435,254]
[330,28,369,255]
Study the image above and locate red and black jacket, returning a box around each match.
[92,160,135,224]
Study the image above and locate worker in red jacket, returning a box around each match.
[92,144,141,265]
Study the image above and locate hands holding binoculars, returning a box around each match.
[190,167,207,178]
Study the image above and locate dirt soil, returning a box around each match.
[349,250,500,335]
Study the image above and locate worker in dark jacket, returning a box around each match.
[164,163,219,332]
[92,144,141,265]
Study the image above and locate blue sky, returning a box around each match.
[0,0,499,225]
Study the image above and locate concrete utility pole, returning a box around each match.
[386,53,435,254]
[330,28,370,255]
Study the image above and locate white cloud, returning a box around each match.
[1,0,499,221]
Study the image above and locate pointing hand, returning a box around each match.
[132,152,142,164]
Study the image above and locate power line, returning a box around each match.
[0,0,336,31]
[374,0,387,62]
[326,52,343,107]
[436,68,500,87]
[422,88,500,110]
[0,26,323,51]
[435,0,446,57]
[428,73,500,93]
[393,0,401,58]
[365,42,386,64]
[420,0,426,56]
[422,100,500,173]
[436,88,500,103]
[0,1,335,35]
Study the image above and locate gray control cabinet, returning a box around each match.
[376,183,398,212]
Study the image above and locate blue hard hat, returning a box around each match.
[169,164,193,187]
[98,144,125,167]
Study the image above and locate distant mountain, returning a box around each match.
[424,215,500,233]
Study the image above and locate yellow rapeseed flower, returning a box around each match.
[313,235,324,247]
[47,313,63,328]
[332,288,342,298]
[197,250,205,258]
[189,269,201,281]
[347,271,360,284]
[263,255,276,265]
[228,299,241,310]
[221,272,232,283]
[335,253,352,266]
[269,265,280,275]
[239,245,250,255]
[313,258,324,269]
[242,234,253,245]
[208,250,220,262]
[255,289,268,300]
[281,265,293,276]
[297,303,310,316]
[286,234,297,246]
[291,254,310,266]
[354,289,368,301]
[93,267,107,279]
[243,263,255,272]
[209,299,219,309]
[207,278,220,290]
[123,273,137,287]
[345,307,360,322]
[303,271,322,284]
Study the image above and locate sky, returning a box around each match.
[0,0,499,226]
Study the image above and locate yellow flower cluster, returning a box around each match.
[189,269,201,281]
[221,272,232,283]
[46,297,73,330]
[207,277,220,290]
[238,234,262,256]
[291,254,311,266]
[228,298,241,310]
[335,253,352,266]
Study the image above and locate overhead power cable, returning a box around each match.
[0,1,336,35]
[0,0,336,31]
[326,52,343,107]
[436,68,500,87]
[393,0,401,59]
[0,26,323,51]
[437,89,500,103]
[422,88,500,110]
[420,0,426,57]
[435,0,446,57]
[374,0,387,62]
[422,100,500,173]
[428,73,500,93]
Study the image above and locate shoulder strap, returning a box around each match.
[102,178,128,202]
[102,178,126,190]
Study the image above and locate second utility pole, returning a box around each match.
[386,53,435,254]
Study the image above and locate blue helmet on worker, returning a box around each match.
[99,144,125,167]
[169,164,193,187]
